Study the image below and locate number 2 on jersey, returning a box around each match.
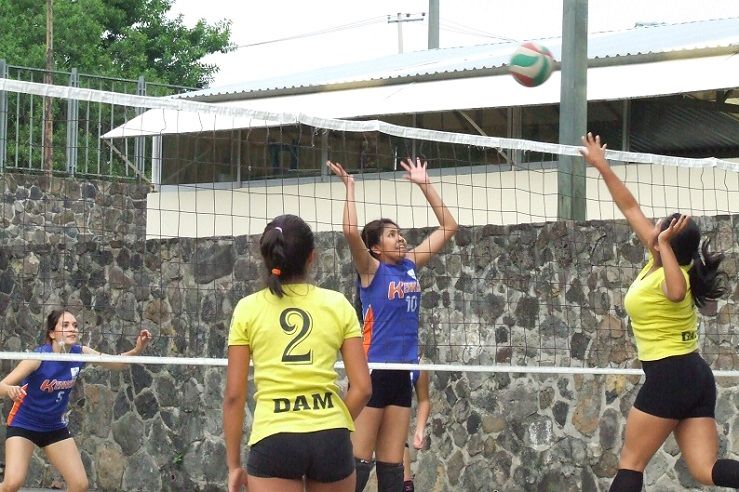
[279,308,313,364]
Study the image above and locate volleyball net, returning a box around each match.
[0,78,738,377]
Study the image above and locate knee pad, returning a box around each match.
[355,457,374,492]
[712,459,739,487]
[609,469,643,492]
[376,461,404,492]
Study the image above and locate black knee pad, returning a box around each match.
[712,459,739,487]
[355,457,374,492]
[376,461,404,492]
[609,469,643,492]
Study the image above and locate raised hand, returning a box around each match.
[134,329,152,353]
[326,160,354,187]
[658,215,691,244]
[399,157,430,185]
[579,132,608,168]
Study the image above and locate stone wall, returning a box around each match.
[1,173,738,491]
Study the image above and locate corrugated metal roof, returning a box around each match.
[182,17,739,100]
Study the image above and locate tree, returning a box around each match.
[0,0,233,88]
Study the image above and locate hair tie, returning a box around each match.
[271,267,282,277]
[274,227,283,234]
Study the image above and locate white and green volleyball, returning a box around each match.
[509,42,555,87]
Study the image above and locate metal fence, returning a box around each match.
[0,60,195,181]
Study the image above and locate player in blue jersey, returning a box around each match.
[329,157,457,492]
[0,309,151,492]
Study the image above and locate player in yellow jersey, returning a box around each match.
[581,133,738,491]
[223,214,372,492]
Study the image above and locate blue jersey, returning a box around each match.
[7,344,85,432]
[410,369,420,385]
[360,259,421,363]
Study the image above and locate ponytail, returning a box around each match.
[689,238,727,308]
[259,215,314,297]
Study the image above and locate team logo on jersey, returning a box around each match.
[40,378,76,393]
[70,367,80,378]
[387,280,421,300]
[408,269,417,280]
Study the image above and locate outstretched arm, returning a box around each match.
[402,158,458,268]
[327,161,379,286]
[580,133,653,249]
[82,329,152,370]
[412,370,431,449]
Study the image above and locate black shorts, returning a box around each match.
[634,352,716,420]
[6,426,72,448]
[367,369,412,408]
[247,428,354,482]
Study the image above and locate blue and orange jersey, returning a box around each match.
[7,344,85,431]
[360,258,421,363]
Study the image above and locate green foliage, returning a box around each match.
[0,0,233,88]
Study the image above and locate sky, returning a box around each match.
[169,0,739,89]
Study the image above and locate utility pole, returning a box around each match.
[387,12,425,54]
[43,0,54,173]
[557,0,588,220]
[428,0,439,49]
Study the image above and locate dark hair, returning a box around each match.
[45,309,68,343]
[361,218,398,259]
[259,214,315,297]
[353,218,400,320]
[659,213,727,307]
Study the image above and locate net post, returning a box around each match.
[558,0,588,221]
[0,59,7,172]
[320,130,329,179]
[134,75,147,176]
[66,67,79,175]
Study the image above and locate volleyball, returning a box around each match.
[509,42,555,87]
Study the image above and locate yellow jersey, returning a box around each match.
[623,254,697,361]
[228,284,361,445]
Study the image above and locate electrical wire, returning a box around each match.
[234,15,388,49]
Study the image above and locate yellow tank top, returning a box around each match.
[228,284,361,445]
[623,255,697,361]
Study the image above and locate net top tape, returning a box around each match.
[2,78,738,173]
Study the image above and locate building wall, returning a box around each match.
[148,163,739,238]
[2,173,739,491]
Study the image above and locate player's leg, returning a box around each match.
[373,370,413,492]
[674,417,720,485]
[43,433,89,492]
[351,407,383,491]
[609,407,677,492]
[375,406,411,492]
[1,430,37,492]
[674,355,739,487]
[402,443,414,491]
